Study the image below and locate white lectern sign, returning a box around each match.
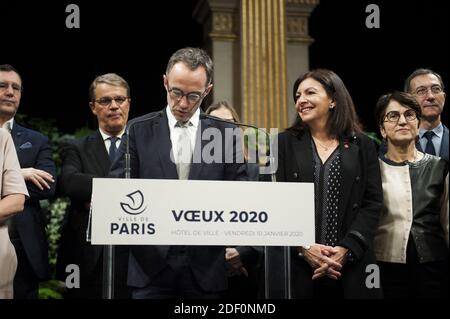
[91,179,314,246]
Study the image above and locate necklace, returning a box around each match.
[386,148,421,163]
[312,137,337,151]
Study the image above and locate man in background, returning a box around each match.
[57,73,130,298]
[0,64,56,299]
[405,68,448,161]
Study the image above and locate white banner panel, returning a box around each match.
[91,178,314,246]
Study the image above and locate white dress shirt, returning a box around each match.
[98,128,125,155]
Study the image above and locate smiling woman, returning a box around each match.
[276,69,383,299]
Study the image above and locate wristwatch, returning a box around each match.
[298,245,311,258]
[346,250,355,263]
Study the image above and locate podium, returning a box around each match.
[90,178,314,298]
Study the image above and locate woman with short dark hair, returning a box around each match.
[374,91,448,298]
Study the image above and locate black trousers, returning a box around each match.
[378,239,449,299]
[12,238,39,299]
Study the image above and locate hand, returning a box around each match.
[324,246,349,267]
[299,244,342,280]
[21,168,55,190]
[312,246,349,280]
[225,248,248,277]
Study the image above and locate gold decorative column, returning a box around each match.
[194,0,319,129]
[241,0,288,130]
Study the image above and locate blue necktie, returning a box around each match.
[424,131,436,156]
[108,136,119,162]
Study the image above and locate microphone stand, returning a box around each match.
[200,114,291,299]
[102,111,163,299]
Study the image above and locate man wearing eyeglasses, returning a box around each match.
[405,68,448,162]
[0,64,56,299]
[57,73,130,298]
[110,47,248,299]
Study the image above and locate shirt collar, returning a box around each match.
[419,123,443,139]
[99,128,125,141]
[2,118,14,133]
[166,105,200,129]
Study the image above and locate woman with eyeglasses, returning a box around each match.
[0,128,28,299]
[374,91,449,298]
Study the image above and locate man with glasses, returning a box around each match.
[0,64,56,299]
[57,73,130,298]
[405,68,448,161]
[110,47,248,299]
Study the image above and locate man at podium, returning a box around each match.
[111,47,248,299]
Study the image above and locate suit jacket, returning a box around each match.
[276,130,383,299]
[10,123,56,281]
[110,110,248,292]
[57,130,131,300]
[56,130,111,281]
[416,124,449,162]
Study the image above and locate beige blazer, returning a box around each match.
[0,128,28,299]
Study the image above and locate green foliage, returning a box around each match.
[365,131,382,145]
[15,114,93,169]
[14,114,93,298]
[38,280,64,299]
[40,198,69,266]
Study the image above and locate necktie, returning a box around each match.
[108,136,119,162]
[424,131,436,156]
[176,122,192,180]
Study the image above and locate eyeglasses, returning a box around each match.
[167,86,208,105]
[414,85,443,97]
[94,96,129,107]
[0,82,22,94]
[384,109,418,123]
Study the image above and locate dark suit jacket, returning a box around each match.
[416,124,449,162]
[56,130,130,298]
[276,130,383,299]
[11,123,56,281]
[57,130,110,279]
[110,110,248,293]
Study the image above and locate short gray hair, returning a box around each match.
[165,47,213,86]
[404,68,445,93]
[89,73,130,101]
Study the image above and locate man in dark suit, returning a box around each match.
[110,47,248,299]
[57,73,130,298]
[405,68,448,161]
[0,64,56,299]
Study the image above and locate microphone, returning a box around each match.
[200,113,276,181]
[97,110,163,299]
[124,110,163,178]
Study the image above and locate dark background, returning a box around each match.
[1,0,448,135]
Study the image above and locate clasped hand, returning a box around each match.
[299,244,348,280]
